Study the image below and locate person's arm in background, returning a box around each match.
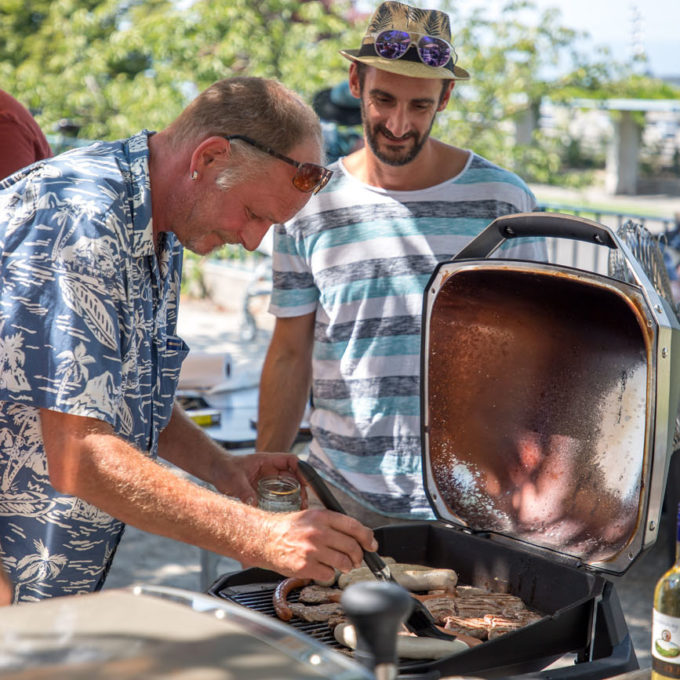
[158,401,309,507]
[0,111,52,179]
[256,313,315,452]
[0,557,12,605]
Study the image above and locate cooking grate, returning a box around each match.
[214,581,341,650]
[209,541,637,680]
[212,579,428,672]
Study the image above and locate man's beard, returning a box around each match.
[362,106,436,167]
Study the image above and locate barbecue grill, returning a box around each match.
[209,213,680,679]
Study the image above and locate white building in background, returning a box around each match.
[537,98,680,195]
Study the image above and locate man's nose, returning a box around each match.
[384,105,410,138]
[242,221,273,252]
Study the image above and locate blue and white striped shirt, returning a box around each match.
[270,152,546,519]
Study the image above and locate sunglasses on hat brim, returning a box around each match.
[368,30,457,69]
[224,134,333,195]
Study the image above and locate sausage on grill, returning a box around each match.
[273,577,311,621]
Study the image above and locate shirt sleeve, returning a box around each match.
[268,222,319,317]
[0,177,124,426]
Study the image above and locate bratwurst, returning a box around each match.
[338,563,458,592]
[273,577,310,621]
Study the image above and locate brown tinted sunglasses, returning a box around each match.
[224,134,333,195]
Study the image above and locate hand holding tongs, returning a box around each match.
[298,459,457,641]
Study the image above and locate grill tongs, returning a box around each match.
[298,460,457,641]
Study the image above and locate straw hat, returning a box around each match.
[340,1,470,80]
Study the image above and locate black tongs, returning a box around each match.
[298,459,457,640]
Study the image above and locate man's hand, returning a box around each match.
[250,508,378,582]
[210,452,309,507]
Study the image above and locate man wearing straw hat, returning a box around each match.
[256,1,546,525]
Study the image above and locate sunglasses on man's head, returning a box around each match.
[371,30,456,69]
[223,134,333,195]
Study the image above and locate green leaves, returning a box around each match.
[2,0,355,139]
[433,0,679,183]
[2,0,677,184]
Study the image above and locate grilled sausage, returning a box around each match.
[273,577,311,621]
[338,564,458,592]
[334,622,470,660]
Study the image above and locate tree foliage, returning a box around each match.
[427,0,679,181]
[0,0,361,139]
[1,0,677,182]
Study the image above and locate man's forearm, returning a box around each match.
[256,344,311,452]
[39,408,378,582]
[159,402,233,483]
[255,350,311,451]
[40,409,270,565]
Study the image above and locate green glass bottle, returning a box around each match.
[653,503,680,679]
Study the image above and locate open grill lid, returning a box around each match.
[421,213,680,575]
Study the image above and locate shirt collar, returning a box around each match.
[124,130,156,258]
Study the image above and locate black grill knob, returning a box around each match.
[341,580,412,679]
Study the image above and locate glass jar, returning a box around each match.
[257,475,302,513]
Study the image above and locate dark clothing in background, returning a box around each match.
[0,90,52,179]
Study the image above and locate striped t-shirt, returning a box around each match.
[269,152,546,519]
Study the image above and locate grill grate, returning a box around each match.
[213,580,433,672]
[215,582,341,649]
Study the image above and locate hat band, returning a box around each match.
[357,42,454,71]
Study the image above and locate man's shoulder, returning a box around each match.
[466,153,524,179]
[4,133,146,192]
[461,153,534,197]
[468,151,519,177]
[0,135,150,238]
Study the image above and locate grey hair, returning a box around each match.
[167,77,324,156]
[214,142,264,191]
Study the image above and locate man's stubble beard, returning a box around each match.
[361,101,437,167]
[168,194,215,256]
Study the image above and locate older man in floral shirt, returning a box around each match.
[0,77,376,602]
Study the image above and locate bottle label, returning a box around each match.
[653,609,680,676]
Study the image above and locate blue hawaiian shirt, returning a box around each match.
[0,131,188,601]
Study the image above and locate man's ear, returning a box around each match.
[348,63,361,98]
[438,81,455,112]
[190,136,231,177]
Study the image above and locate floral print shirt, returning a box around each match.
[0,131,188,601]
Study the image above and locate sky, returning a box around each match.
[459,0,679,77]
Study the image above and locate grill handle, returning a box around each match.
[453,212,617,261]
